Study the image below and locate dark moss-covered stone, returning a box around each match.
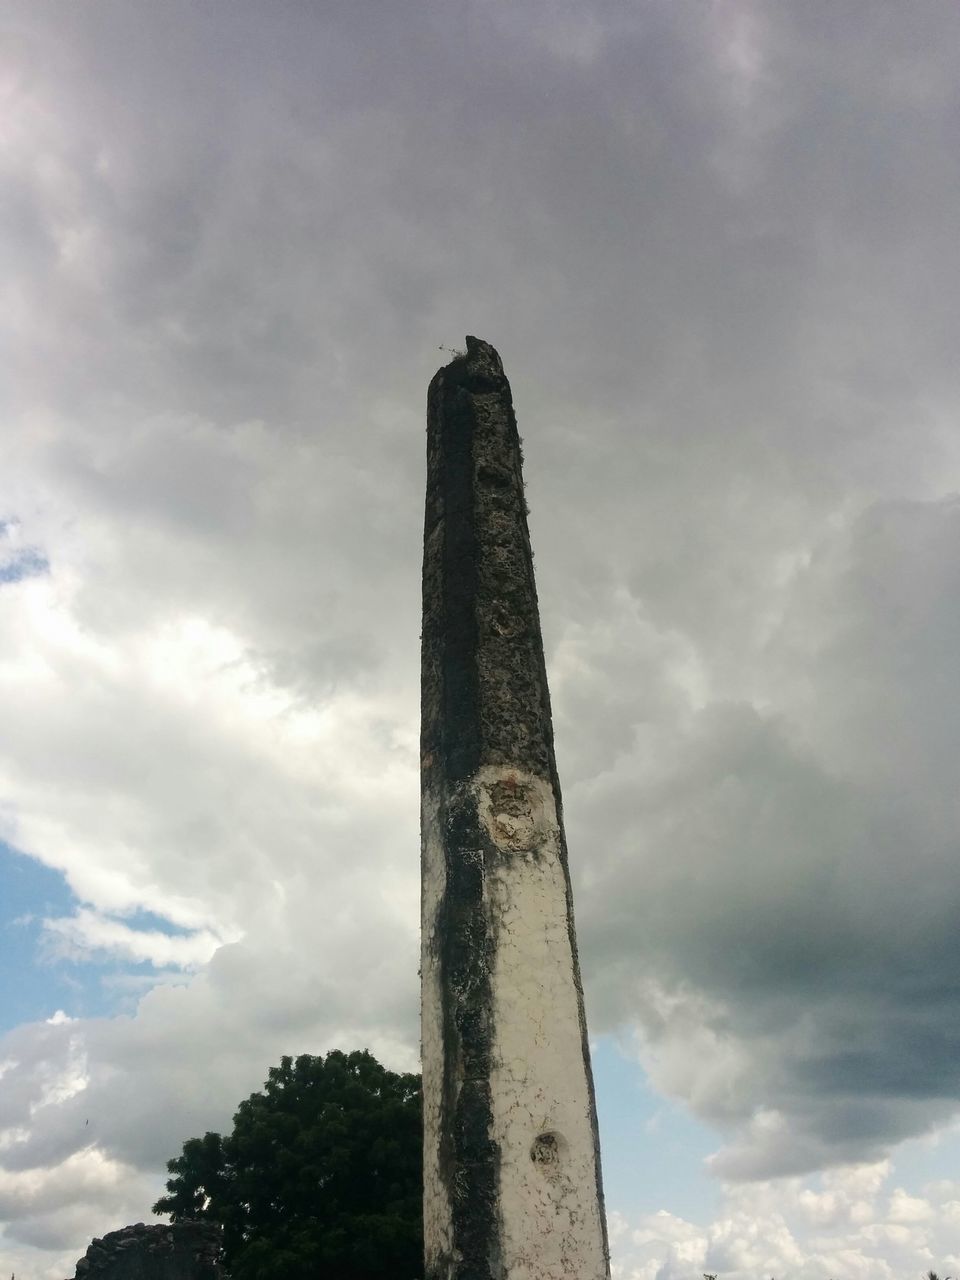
[66,1221,225,1280]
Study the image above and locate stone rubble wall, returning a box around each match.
[67,1221,225,1280]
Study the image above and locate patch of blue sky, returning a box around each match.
[592,1034,721,1222]
[0,547,50,584]
[110,907,199,937]
[594,1035,960,1223]
[888,1122,960,1190]
[0,841,188,1031]
[0,840,90,1030]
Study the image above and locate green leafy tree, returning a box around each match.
[154,1050,422,1280]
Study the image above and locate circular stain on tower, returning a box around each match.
[530,1130,568,1177]
[482,774,546,853]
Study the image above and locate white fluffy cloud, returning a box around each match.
[610,1161,960,1280]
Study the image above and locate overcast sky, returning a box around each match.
[3,2,960,1276]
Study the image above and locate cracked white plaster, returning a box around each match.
[422,763,607,1279]
[479,765,606,1280]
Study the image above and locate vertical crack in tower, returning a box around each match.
[421,337,610,1280]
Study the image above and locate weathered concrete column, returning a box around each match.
[421,337,609,1280]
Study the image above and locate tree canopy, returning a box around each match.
[153,1049,422,1280]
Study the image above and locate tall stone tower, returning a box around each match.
[421,337,609,1280]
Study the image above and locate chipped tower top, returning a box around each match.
[422,334,560,785]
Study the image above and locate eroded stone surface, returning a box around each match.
[421,338,609,1279]
[66,1221,225,1280]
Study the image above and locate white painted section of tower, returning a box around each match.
[479,765,607,1279]
[421,764,608,1280]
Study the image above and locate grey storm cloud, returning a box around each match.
[2,0,960,1269]
[570,494,960,1177]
